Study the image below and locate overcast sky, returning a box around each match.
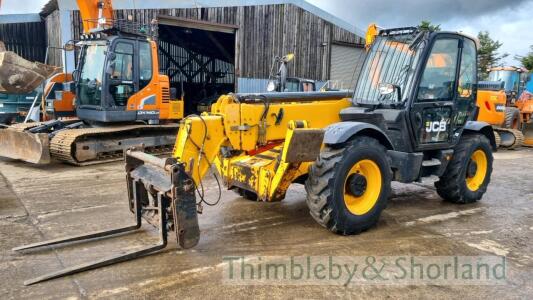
[1,0,532,65]
[308,0,533,65]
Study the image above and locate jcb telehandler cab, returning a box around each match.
[15,27,496,285]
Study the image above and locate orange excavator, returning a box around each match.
[476,81,524,148]
[0,0,184,165]
[516,73,533,146]
[476,66,533,148]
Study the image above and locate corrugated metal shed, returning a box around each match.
[56,0,364,36]
[0,14,42,24]
[43,0,367,88]
[0,14,47,63]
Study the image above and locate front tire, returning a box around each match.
[435,134,493,204]
[305,136,392,235]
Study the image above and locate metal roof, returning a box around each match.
[0,14,42,24]
[55,0,364,37]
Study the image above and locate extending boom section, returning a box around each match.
[126,91,352,243]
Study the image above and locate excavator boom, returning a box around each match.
[77,0,114,33]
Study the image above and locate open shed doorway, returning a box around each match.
[157,17,236,115]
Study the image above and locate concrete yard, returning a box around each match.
[0,149,532,299]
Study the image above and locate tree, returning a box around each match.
[477,31,509,79]
[418,21,441,32]
[515,45,533,71]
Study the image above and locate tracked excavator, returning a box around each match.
[516,76,533,146]
[0,0,184,165]
[476,81,524,148]
[476,66,533,148]
[14,26,496,285]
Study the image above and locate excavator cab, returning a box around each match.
[487,67,528,103]
[75,35,181,123]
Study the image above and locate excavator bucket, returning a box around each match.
[0,45,59,94]
[0,125,51,164]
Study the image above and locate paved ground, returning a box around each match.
[0,148,532,299]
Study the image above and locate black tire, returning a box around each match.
[505,107,521,130]
[233,188,258,201]
[435,134,493,204]
[305,136,392,235]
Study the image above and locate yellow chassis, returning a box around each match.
[173,93,352,201]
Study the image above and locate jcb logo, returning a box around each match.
[426,120,448,133]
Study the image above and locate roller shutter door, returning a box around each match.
[330,44,366,89]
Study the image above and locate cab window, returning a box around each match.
[417,39,459,101]
[111,43,134,81]
[109,42,134,106]
[454,39,477,127]
[139,42,153,90]
[458,39,476,99]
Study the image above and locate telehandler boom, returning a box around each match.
[15,26,496,285]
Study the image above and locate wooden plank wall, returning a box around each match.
[68,4,362,81]
[45,11,63,66]
[0,21,47,63]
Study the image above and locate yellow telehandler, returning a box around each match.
[14,26,497,285]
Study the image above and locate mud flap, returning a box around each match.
[283,129,325,163]
[0,129,50,164]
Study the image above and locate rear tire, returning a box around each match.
[305,136,391,235]
[435,134,493,204]
[505,107,522,130]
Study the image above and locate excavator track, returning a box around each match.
[495,128,524,149]
[523,123,533,147]
[493,131,501,148]
[49,124,179,166]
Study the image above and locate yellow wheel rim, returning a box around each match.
[466,150,488,192]
[343,160,382,215]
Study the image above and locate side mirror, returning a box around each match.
[282,53,295,62]
[267,80,278,92]
[64,42,76,52]
[378,83,396,95]
[378,83,402,100]
[72,69,80,82]
[107,52,116,61]
[106,62,116,76]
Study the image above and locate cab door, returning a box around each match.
[107,40,137,108]
[409,36,462,150]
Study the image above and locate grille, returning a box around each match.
[162,87,170,103]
